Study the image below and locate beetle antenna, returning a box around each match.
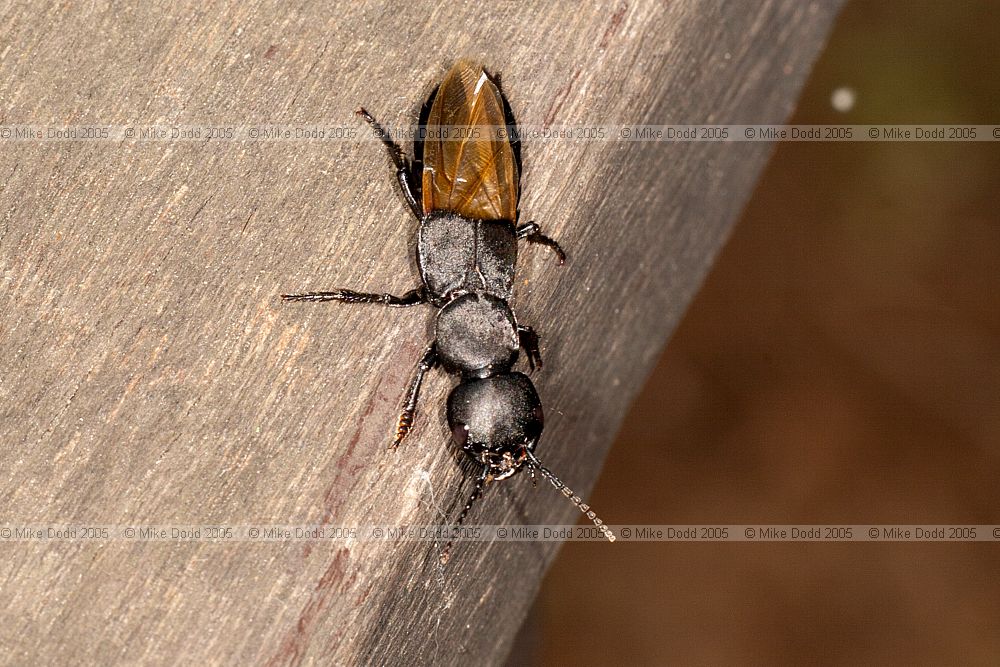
[439,466,489,565]
[525,450,615,543]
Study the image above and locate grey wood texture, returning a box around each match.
[0,1,841,664]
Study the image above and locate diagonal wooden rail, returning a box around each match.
[0,2,841,664]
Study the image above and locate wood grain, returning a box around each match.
[0,2,842,664]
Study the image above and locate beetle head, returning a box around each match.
[446,372,543,479]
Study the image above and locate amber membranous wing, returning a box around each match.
[421,60,519,221]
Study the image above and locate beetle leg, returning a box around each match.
[516,221,566,265]
[439,464,489,565]
[391,343,438,449]
[517,325,543,372]
[356,107,422,220]
[280,287,426,307]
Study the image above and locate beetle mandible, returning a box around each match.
[282,60,614,562]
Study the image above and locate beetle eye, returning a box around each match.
[451,422,469,447]
[525,404,544,441]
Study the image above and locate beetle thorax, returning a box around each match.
[435,292,519,378]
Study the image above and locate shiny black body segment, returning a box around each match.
[418,213,518,306]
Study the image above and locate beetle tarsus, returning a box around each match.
[391,416,412,449]
[516,221,566,265]
[357,107,422,219]
[517,325,543,371]
[281,288,426,307]
[391,344,438,449]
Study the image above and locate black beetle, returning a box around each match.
[283,60,614,562]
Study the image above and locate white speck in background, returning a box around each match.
[831,87,856,113]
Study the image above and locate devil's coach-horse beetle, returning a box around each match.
[282,59,615,563]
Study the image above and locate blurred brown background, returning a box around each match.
[532,1,1000,664]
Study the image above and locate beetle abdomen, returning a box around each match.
[421,60,519,220]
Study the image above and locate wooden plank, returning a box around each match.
[0,1,842,664]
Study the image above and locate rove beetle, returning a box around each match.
[282,60,614,562]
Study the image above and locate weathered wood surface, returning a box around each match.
[0,2,841,664]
